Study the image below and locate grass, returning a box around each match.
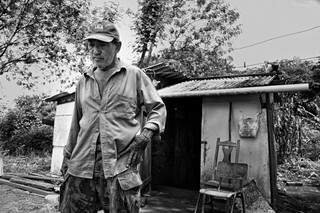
[2,152,52,174]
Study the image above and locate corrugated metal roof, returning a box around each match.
[144,62,188,83]
[158,75,275,97]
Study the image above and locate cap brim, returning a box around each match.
[84,33,114,43]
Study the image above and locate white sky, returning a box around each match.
[227,0,320,67]
[96,0,320,67]
[1,0,320,107]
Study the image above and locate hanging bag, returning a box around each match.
[238,112,261,138]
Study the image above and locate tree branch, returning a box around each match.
[0,45,39,75]
[0,1,29,58]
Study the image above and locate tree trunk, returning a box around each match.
[145,42,155,67]
[138,43,148,67]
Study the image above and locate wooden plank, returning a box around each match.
[0,178,56,196]
[217,141,238,147]
[6,173,63,183]
[10,177,55,191]
[0,174,19,180]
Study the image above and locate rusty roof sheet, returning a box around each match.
[158,75,276,96]
[144,62,188,82]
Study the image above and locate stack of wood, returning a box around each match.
[0,172,63,197]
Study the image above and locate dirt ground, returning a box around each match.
[0,183,271,213]
[1,181,319,213]
[0,184,58,213]
[0,183,195,213]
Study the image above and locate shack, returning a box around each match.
[154,73,312,207]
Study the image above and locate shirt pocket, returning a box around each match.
[108,95,137,119]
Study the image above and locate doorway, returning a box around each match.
[152,97,202,190]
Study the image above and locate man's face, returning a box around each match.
[88,39,120,70]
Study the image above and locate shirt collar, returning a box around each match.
[84,58,126,79]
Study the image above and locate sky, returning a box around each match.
[1,0,320,106]
[95,0,320,68]
[227,0,320,68]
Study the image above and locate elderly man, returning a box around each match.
[59,22,166,213]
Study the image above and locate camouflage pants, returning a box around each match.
[59,174,141,213]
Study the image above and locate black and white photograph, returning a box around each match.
[0,0,320,212]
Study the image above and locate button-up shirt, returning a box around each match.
[64,59,166,179]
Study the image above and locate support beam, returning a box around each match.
[266,93,278,209]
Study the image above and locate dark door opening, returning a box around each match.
[152,97,202,190]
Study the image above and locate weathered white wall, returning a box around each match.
[50,102,74,174]
[201,94,271,200]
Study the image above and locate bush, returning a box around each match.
[0,109,18,142]
[5,125,53,155]
[304,135,320,161]
[0,95,54,155]
[274,59,320,163]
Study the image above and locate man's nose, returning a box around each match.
[92,45,101,55]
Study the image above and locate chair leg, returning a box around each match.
[209,196,214,211]
[240,192,246,213]
[232,192,246,213]
[194,193,202,213]
[201,194,206,213]
[225,198,231,213]
[230,195,237,213]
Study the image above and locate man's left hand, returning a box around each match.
[127,128,154,167]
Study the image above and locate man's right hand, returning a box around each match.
[127,128,154,167]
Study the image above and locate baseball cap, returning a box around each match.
[84,22,120,43]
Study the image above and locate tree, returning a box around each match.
[132,0,241,77]
[0,0,88,75]
[273,59,320,162]
[0,0,122,89]
[133,0,166,67]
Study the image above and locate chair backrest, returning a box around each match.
[215,161,248,190]
[213,137,240,171]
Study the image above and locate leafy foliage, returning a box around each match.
[273,59,320,163]
[0,0,122,89]
[0,0,88,83]
[133,0,166,67]
[0,95,54,155]
[278,157,320,186]
[133,0,241,77]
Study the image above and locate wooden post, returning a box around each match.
[0,156,3,176]
[266,93,278,208]
[228,102,232,141]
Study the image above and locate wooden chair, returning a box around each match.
[194,138,248,213]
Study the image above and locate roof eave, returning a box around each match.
[159,83,310,98]
[45,92,75,102]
